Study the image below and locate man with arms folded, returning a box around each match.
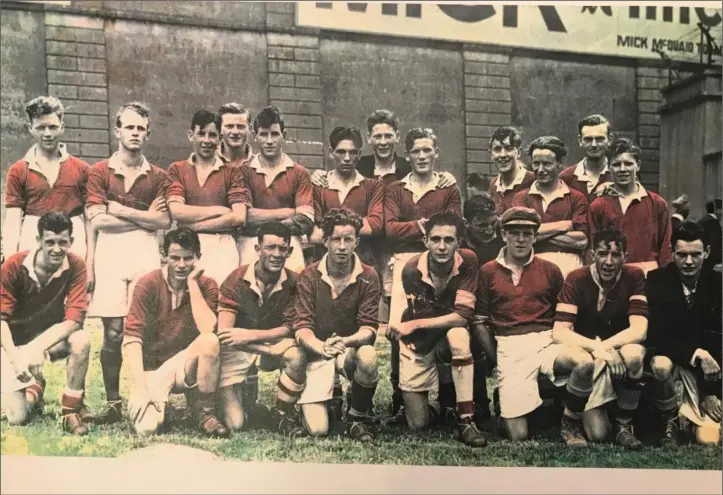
[588,137,672,276]
[217,102,254,168]
[294,209,381,441]
[166,109,250,285]
[512,136,588,279]
[474,207,596,447]
[216,222,307,437]
[123,228,228,437]
[553,228,648,450]
[1,212,92,434]
[487,126,534,216]
[86,102,171,424]
[560,114,614,200]
[388,212,487,447]
[646,221,722,447]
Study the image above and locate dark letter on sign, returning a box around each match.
[437,4,497,23]
[501,6,566,32]
[696,7,722,27]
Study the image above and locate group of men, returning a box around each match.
[0,96,720,452]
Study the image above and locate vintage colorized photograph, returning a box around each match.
[0,1,721,493]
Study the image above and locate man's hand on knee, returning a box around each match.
[701,395,722,423]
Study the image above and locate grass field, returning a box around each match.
[1,318,721,470]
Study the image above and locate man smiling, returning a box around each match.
[487,126,534,215]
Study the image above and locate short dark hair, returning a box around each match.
[528,136,567,162]
[218,102,251,123]
[577,114,611,135]
[329,126,363,150]
[116,101,151,129]
[37,211,73,237]
[467,173,490,191]
[592,227,627,253]
[257,222,292,245]
[190,109,221,132]
[321,208,363,239]
[489,126,522,151]
[607,137,641,164]
[425,212,466,240]
[366,109,399,133]
[26,96,64,123]
[706,199,723,213]
[405,127,437,152]
[672,221,708,250]
[463,194,497,222]
[163,228,201,258]
[253,105,285,133]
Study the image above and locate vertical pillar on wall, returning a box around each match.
[265,3,325,172]
[635,66,666,193]
[462,47,512,188]
[45,13,110,165]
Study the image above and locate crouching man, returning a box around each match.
[216,222,307,436]
[553,228,649,450]
[647,221,722,446]
[473,207,597,447]
[122,228,228,437]
[389,212,487,447]
[1,212,93,434]
[294,208,381,441]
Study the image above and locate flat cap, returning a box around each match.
[671,194,689,206]
[499,206,541,229]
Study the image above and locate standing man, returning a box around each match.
[670,194,690,230]
[237,106,314,274]
[166,109,250,286]
[85,101,172,424]
[389,212,488,447]
[309,126,384,266]
[487,126,535,216]
[512,136,589,279]
[474,207,597,447]
[217,102,254,168]
[2,97,93,264]
[1,212,92,434]
[647,221,721,446]
[294,209,381,441]
[553,228,649,450]
[698,199,722,273]
[216,222,307,437]
[588,138,673,275]
[560,114,614,200]
[123,228,228,437]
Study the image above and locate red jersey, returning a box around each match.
[488,167,535,215]
[166,154,251,208]
[559,160,613,201]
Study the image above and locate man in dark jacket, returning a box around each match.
[698,199,722,273]
[646,221,722,446]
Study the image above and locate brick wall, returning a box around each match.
[635,66,668,192]
[463,48,512,181]
[45,13,109,166]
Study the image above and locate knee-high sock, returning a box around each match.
[349,370,378,419]
[473,356,490,414]
[100,347,122,401]
[276,371,305,414]
[614,378,644,424]
[243,363,259,405]
[451,356,474,420]
[390,338,401,406]
[564,373,593,420]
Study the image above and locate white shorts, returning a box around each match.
[88,230,161,317]
[19,214,87,259]
[399,337,450,394]
[297,350,351,405]
[388,252,419,326]
[628,261,658,277]
[237,235,305,274]
[219,338,295,388]
[535,252,583,280]
[677,367,721,430]
[197,233,238,285]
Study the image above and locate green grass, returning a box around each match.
[1,318,721,470]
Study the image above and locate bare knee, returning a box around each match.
[696,426,721,446]
[355,345,378,376]
[196,332,220,357]
[583,408,610,442]
[67,330,91,357]
[134,421,161,437]
[620,344,645,376]
[446,327,471,356]
[220,386,244,431]
[5,404,30,426]
[304,417,329,437]
[569,349,595,379]
[282,346,306,371]
[505,418,529,441]
[102,318,124,346]
[650,355,674,381]
[406,409,429,430]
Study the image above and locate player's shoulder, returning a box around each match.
[136,268,165,290]
[359,262,380,282]
[2,251,30,271]
[89,158,110,171]
[284,267,300,287]
[565,265,590,285]
[6,159,30,177]
[532,255,563,278]
[621,263,645,281]
[299,261,321,281]
[559,164,577,179]
[198,273,219,292]
[646,190,669,209]
[403,253,424,271]
[522,170,536,183]
[290,162,311,176]
[148,162,167,177]
[480,258,500,276]
[458,248,479,267]
[567,186,588,202]
[167,160,188,171]
[64,155,91,169]
[65,252,87,271]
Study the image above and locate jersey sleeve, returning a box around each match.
[4,164,26,209]
[227,165,252,207]
[474,265,491,322]
[85,164,109,217]
[294,167,314,221]
[0,260,19,321]
[292,269,317,334]
[64,258,88,325]
[384,184,424,240]
[571,190,589,236]
[364,180,385,236]
[454,251,479,321]
[627,267,648,318]
[218,270,243,315]
[356,270,380,330]
[556,273,581,324]
[165,163,186,204]
[124,275,154,342]
[445,186,462,216]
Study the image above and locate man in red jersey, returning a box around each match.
[560,115,614,201]
[1,212,92,435]
[167,109,250,286]
[553,228,649,450]
[123,228,228,437]
[487,126,535,216]
[474,207,596,447]
[588,138,672,276]
[389,212,487,447]
[309,126,384,266]
[85,102,172,424]
[512,136,589,279]
[217,102,254,168]
[237,106,314,274]
[2,97,93,266]
[295,209,381,442]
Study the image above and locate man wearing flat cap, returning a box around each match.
[473,206,598,448]
[671,194,690,230]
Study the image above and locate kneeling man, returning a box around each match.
[389,212,487,447]
[294,208,381,441]
[123,228,228,437]
[474,207,596,447]
[216,222,306,436]
[1,212,92,434]
[553,228,649,450]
